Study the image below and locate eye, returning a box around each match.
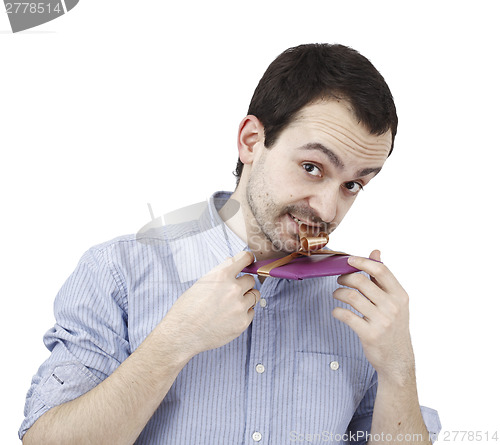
[302,163,322,177]
[344,181,364,194]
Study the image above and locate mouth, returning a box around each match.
[287,213,324,234]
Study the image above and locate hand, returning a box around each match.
[166,251,260,356]
[332,250,415,385]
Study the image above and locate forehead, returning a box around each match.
[283,100,392,164]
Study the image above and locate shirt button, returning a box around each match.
[259,298,267,308]
[252,431,262,442]
[330,361,339,371]
[255,363,265,374]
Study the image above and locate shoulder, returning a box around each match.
[81,219,203,271]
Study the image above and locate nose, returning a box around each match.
[308,187,339,225]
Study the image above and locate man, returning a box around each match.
[20,44,441,444]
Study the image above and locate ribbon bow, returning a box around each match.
[255,225,347,277]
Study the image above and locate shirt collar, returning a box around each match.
[197,191,249,263]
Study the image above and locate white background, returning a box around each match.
[1,0,499,442]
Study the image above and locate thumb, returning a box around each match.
[369,249,381,262]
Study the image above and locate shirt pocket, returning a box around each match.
[35,361,101,408]
[292,352,369,438]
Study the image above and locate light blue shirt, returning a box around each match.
[20,191,441,444]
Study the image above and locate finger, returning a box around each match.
[369,249,381,262]
[347,255,401,293]
[332,307,369,335]
[368,250,382,285]
[332,287,377,321]
[337,272,384,305]
[225,251,255,275]
[236,273,257,293]
[244,288,261,310]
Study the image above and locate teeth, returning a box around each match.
[291,215,305,225]
[291,214,320,230]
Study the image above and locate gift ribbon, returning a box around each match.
[256,225,347,277]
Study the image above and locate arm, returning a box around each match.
[369,373,431,444]
[333,251,432,445]
[23,251,259,445]
[24,314,192,445]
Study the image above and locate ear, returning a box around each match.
[237,115,265,166]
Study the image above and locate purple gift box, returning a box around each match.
[242,253,361,280]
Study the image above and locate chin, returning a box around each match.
[270,234,300,255]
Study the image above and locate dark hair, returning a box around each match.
[234,43,398,184]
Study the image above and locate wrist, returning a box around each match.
[376,367,419,403]
[154,314,199,365]
[376,353,416,388]
[377,338,416,387]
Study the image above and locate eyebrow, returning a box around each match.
[299,143,345,169]
[297,142,383,179]
[355,166,383,178]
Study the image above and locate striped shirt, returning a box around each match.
[19,191,441,444]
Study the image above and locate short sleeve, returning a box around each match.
[19,246,129,440]
[347,373,442,444]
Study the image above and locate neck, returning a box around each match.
[217,188,247,244]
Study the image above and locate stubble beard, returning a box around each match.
[246,170,298,254]
[244,159,336,255]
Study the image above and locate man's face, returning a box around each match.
[244,99,392,254]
